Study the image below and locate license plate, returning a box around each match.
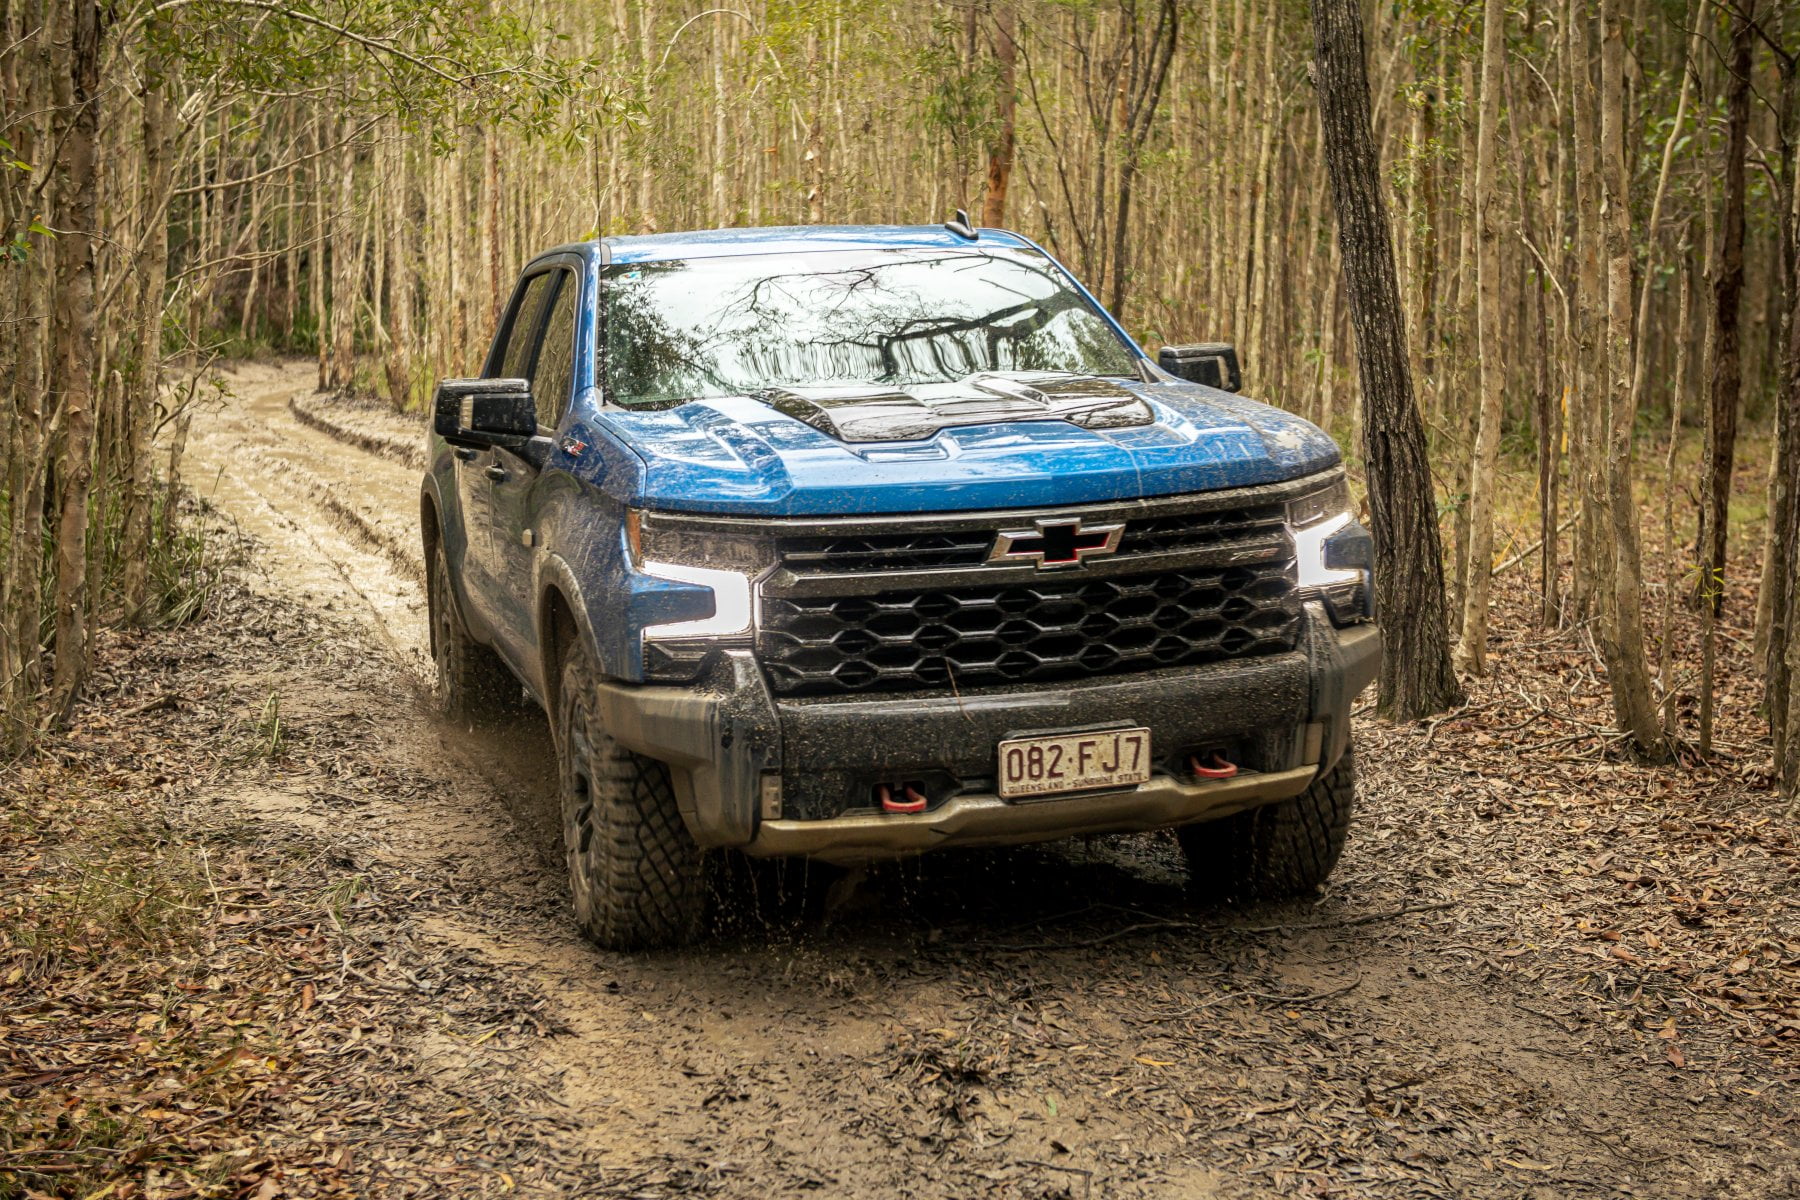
[997,727,1151,799]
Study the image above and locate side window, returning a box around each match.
[530,272,578,429]
[490,272,553,380]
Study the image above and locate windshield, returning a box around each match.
[601,246,1139,407]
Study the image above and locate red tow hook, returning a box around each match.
[1189,753,1239,780]
[879,783,929,814]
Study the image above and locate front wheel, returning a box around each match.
[555,643,709,949]
[1178,746,1357,900]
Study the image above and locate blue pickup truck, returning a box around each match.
[421,220,1380,948]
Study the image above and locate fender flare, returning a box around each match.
[418,474,447,554]
[535,551,602,720]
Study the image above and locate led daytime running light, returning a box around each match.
[1292,511,1361,589]
[639,560,753,639]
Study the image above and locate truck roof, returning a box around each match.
[581,224,1037,265]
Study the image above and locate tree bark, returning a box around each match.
[1769,150,1800,790]
[1454,0,1507,673]
[484,128,502,334]
[1597,0,1666,758]
[1309,0,1464,719]
[327,115,357,393]
[383,125,416,411]
[1757,12,1800,664]
[312,113,330,390]
[1772,319,1800,792]
[1569,0,1605,624]
[1697,0,1754,617]
[982,2,1018,228]
[47,0,103,725]
[1,0,51,744]
[122,54,172,624]
[1662,228,1695,732]
[805,27,825,224]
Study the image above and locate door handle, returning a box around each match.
[452,446,477,462]
[485,464,509,482]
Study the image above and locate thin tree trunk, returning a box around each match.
[1697,0,1754,618]
[1662,224,1696,733]
[1310,0,1464,720]
[1695,0,1755,754]
[121,57,172,625]
[312,114,329,390]
[47,0,103,725]
[982,2,1018,228]
[328,116,357,392]
[806,27,825,223]
[1756,24,1800,663]
[484,129,502,335]
[2,0,50,742]
[1769,164,1800,788]
[1454,0,1507,673]
[1569,0,1605,623]
[383,127,416,411]
[1598,0,1666,758]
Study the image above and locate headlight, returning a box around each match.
[1286,475,1351,531]
[627,508,771,574]
[638,561,753,639]
[1293,513,1363,588]
[628,509,767,644]
[1286,476,1362,590]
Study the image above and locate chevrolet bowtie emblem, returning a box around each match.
[988,518,1124,569]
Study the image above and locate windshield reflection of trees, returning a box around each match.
[602,251,1135,407]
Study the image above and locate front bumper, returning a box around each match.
[588,602,1380,864]
[753,764,1320,860]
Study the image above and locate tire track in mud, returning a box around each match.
[174,359,1785,1200]
[185,362,846,1191]
[288,390,426,470]
[238,442,423,581]
[185,363,429,673]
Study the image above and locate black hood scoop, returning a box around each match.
[760,372,1155,444]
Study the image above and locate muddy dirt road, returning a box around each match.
[173,360,1795,1198]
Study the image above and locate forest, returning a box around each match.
[4,0,1799,779]
[2,0,1800,1195]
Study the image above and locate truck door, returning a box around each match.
[488,265,578,675]
[462,269,555,638]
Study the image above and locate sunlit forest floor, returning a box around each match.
[1,361,1794,1199]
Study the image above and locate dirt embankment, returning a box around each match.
[3,359,1795,1200]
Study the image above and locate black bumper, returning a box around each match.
[587,601,1380,862]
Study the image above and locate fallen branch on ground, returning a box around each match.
[1492,511,1581,576]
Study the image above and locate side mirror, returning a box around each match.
[433,378,536,451]
[1159,343,1242,393]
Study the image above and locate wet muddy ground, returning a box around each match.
[80,358,1796,1197]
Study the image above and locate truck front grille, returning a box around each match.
[759,558,1300,696]
[1115,504,1287,555]
[776,531,994,573]
[774,501,1288,575]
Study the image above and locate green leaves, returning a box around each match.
[3,218,54,265]
[139,0,629,141]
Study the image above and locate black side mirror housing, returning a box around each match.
[433,378,536,451]
[1159,343,1242,393]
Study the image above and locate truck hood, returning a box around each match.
[586,376,1341,516]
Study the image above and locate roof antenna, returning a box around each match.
[944,208,979,240]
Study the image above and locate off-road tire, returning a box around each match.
[427,539,517,723]
[1179,747,1356,900]
[555,643,708,949]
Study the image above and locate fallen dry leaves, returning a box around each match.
[4,442,1800,1199]
[0,557,575,1199]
